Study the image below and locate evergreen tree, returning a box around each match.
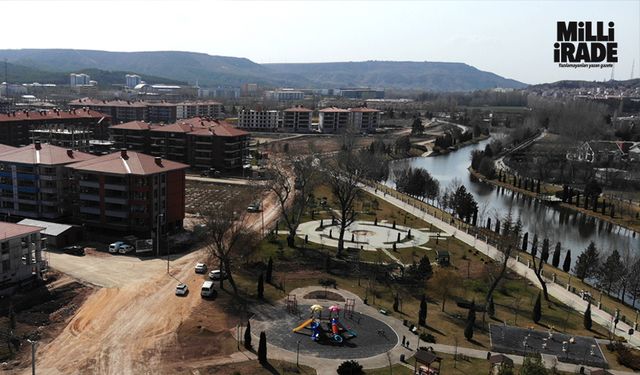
[244,320,252,349]
[573,242,600,281]
[562,250,572,273]
[583,302,592,331]
[258,332,267,363]
[464,319,474,341]
[257,273,264,299]
[337,360,364,375]
[520,355,548,375]
[540,238,550,263]
[598,249,624,294]
[487,296,495,317]
[551,242,561,268]
[265,257,273,284]
[530,234,538,258]
[418,294,427,326]
[532,292,542,324]
[393,294,399,312]
[411,117,424,135]
[522,232,529,252]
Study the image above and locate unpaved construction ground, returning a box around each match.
[6,185,283,375]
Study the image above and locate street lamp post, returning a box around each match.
[26,338,36,375]
[156,213,164,257]
[296,339,301,367]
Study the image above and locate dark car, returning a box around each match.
[63,246,85,256]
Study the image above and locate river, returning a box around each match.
[388,138,640,265]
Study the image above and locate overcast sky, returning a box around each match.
[2,0,639,84]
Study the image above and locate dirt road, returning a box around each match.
[25,190,283,375]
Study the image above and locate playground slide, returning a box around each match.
[337,321,357,337]
[292,318,314,333]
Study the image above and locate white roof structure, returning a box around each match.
[17,219,74,237]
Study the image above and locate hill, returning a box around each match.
[265,61,526,91]
[526,79,640,90]
[0,49,526,91]
[2,62,186,87]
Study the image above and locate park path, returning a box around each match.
[240,286,636,375]
[360,184,640,349]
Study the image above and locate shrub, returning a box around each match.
[419,332,436,343]
[337,360,364,375]
[319,278,337,288]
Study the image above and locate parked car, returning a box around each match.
[579,290,593,301]
[200,168,221,178]
[108,241,124,253]
[201,281,217,298]
[175,283,189,296]
[118,244,135,254]
[63,246,85,256]
[195,263,207,274]
[208,269,227,281]
[247,202,262,212]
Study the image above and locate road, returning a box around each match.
[494,130,547,173]
[24,190,282,375]
[362,184,640,349]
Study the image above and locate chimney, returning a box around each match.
[154,156,162,166]
[34,141,41,150]
[67,149,73,157]
[121,149,128,159]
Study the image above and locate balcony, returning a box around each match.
[104,196,127,205]
[104,183,127,191]
[105,209,128,219]
[80,206,100,215]
[79,193,100,202]
[79,180,100,189]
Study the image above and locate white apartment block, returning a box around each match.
[349,107,381,132]
[237,109,279,130]
[0,221,44,292]
[318,107,350,133]
[282,107,312,132]
[176,101,224,120]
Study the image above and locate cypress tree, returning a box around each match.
[533,292,542,324]
[418,294,427,326]
[464,319,474,341]
[584,302,592,331]
[257,273,264,299]
[562,250,571,272]
[522,232,529,252]
[244,320,252,349]
[552,242,561,268]
[265,257,273,284]
[487,296,495,318]
[258,332,267,363]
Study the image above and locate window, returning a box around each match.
[0,241,8,254]
[2,259,9,272]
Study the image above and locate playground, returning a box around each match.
[296,219,433,251]
[250,288,399,360]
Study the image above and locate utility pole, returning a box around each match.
[156,213,164,257]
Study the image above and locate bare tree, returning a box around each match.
[201,191,257,295]
[530,237,550,301]
[485,211,522,304]
[265,152,319,248]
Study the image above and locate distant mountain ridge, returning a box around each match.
[1,62,186,86]
[0,49,527,91]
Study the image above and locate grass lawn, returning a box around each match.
[192,359,316,375]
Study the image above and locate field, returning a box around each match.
[185,180,255,214]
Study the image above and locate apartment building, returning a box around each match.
[0,142,96,220]
[0,221,44,292]
[349,107,381,132]
[237,109,279,131]
[282,106,312,132]
[69,98,147,124]
[146,102,177,123]
[176,101,223,120]
[0,109,111,147]
[110,118,250,172]
[318,107,350,133]
[68,150,188,235]
[264,89,304,101]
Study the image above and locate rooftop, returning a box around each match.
[68,150,188,176]
[0,143,95,165]
[110,121,155,131]
[17,219,74,237]
[0,108,110,123]
[349,107,381,113]
[319,107,349,113]
[69,98,147,108]
[0,221,43,241]
[283,106,313,113]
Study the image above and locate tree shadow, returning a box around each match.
[259,361,280,374]
[467,338,486,348]
[424,324,446,336]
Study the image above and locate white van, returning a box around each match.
[201,281,215,298]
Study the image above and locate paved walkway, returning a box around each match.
[241,286,636,375]
[361,184,640,349]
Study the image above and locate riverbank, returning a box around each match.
[468,167,640,234]
[428,134,490,157]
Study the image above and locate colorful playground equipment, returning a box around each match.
[292,304,357,344]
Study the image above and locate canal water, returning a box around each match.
[388,138,640,264]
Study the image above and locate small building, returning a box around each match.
[318,107,350,133]
[282,106,312,133]
[0,221,44,294]
[349,106,381,132]
[436,250,450,266]
[17,219,83,249]
[489,354,514,375]
[413,348,442,375]
[567,141,625,163]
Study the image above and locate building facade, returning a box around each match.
[70,73,91,87]
[0,142,96,220]
[125,74,142,89]
[0,109,111,147]
[68,150,187,236]
[265,89,304,101]
[237,109,279,131]
[0,221,44,292]
[176,101,223,120]
[349,107,381,132]
[318,107,350,133]
[282,106,312,132]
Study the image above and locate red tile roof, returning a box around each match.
[69,98,147,108]
[349,107,381,113]
[110,121,155,131]
[68,150,188,176]
[319,107,350,113]
[0,109,110,123]
[0,143,96,165]
[0,221,43,240]
[150,123,194,133]
[283,107,313,112]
